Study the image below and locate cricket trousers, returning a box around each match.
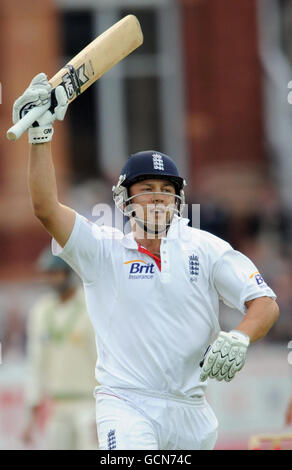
[95,387,218,450]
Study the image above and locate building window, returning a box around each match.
[61,10,99,182]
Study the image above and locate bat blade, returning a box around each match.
[51,14,143,103]
[6,15,143,141]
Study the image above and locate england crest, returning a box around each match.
[189,254,199,282]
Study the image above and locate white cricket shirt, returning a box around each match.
[52,213,276,399]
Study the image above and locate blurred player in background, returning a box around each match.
[14,74,279,450]
[22,247,98,450]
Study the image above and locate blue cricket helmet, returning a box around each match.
[119,150,185,193]
[113,150,186,216]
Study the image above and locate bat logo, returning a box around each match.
[62,72,75,100]
[61,64,89,100]
[77,64,89,85]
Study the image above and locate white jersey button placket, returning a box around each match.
[160,239,170,283]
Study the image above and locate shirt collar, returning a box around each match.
[121,231,138,249]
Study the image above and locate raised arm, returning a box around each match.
[29,141,75,247]
[13,73,75,247]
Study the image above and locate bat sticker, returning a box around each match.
[61,64,89,99]
[77,64,89,85]
[62,71,75,100]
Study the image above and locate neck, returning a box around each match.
[135,236,162,255]
[130,218,170,255]
[133,225,166,254]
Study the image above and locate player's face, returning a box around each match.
[128,179,177,230]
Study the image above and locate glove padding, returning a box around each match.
[12,73,68,143]
[200,330,250,382]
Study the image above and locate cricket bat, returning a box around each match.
[7,14,143,141]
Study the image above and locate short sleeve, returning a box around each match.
[52,212,120,284]
[213,249,277,314]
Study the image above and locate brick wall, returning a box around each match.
[0,0,69,278]
[180,0,266,208]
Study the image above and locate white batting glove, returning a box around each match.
[200,330,250,382]
[12,73,68,144]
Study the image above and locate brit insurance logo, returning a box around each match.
[124,259,155,280]
[189,254,199,282]
[249,271,267,288]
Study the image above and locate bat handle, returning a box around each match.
[6,103,51,141]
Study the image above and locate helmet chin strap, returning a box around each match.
[118,192,184,235]
[131,211,173,235]
[123,191,181,236]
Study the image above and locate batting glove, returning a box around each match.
[12,73,68,144]
[200,330,250,382]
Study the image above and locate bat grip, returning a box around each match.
[6,103,51,141]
